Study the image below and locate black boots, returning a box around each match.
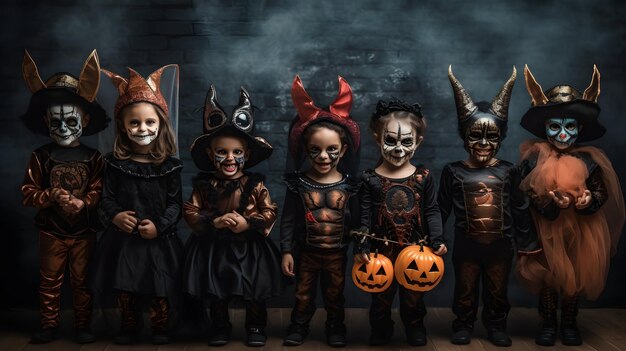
[561,295,582,346]
[536,287,558,346]
[536,288,582,346]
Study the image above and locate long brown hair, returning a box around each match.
[113,102,177,164]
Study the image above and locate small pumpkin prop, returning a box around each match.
[394,243,444,292]
[352,252,394,293]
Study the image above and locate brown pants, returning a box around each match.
[291,249,347,332]
[39,231,94,329]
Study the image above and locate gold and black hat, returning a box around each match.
[190,85,272,171]
[520,65,605,143]
[20,50,109,136]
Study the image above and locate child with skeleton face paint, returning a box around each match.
[355,99,446,347]
[91,66,183,345]
[20,50,108,344]
[280,76,361,347]
[517,65,625,347]
[184,85,284,347]
[439,66,539,347]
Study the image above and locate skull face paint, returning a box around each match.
[47,104,84,146]
[305,126,345,176]
[545,118,578,150]
[123,103,160,146]
[209,136,248,179]
[465,117,502,164]
[380,119,418,167]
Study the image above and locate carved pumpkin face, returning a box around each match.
[352,253,394,293]
[394,244,445,292]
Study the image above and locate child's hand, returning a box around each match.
[62,195,85,215]
[434,244,448,256]
[138,219,157,239]
[549,190,571,209]
[213,214,236,229]
[52,188,70,204]
[354,253,370,264]
[228,211,250,233]
[575,190,592,209]
[112,211,138,233]
[281,253,295,277]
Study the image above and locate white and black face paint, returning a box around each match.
[308,149,341,167]
[126,121,159,146]
[47,104,84,146]
[465,118,502,164]
[380,119,418,167]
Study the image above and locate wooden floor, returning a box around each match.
[1,308,625,350]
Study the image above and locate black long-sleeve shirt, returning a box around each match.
[356,167,444,256]
[438,160,538,251]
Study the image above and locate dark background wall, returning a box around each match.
[1,0,625,309]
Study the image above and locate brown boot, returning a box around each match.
[115,292,139,345]
[150,297,170,345]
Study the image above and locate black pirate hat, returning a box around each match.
[520,65,605,143]
[190,85,272,171]
[20,50,109,136]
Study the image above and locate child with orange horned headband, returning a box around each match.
[92,65,183,345]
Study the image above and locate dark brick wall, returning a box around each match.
[2,0,626,309]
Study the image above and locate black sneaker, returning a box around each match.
[451,329,472,345]
[283,324,309,346]
[208,324,231,347]
[30,327,60,344]
[246,328,267,347]
[75,328,96,344]
[488,330,512,347]
[369,327,393,346]
[406,327,428,346]
[114,330,138,345]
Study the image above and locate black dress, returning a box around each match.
[183,173,285,301]
[91,154,184,298]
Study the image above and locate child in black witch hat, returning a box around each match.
[20,50,109,344]
[183,86,284,347]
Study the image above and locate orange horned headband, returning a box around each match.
[102,64,177,119]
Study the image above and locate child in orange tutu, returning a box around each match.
[517,65,625,347]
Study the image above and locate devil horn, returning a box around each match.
[448,65,477,120]
[329,75,353,118]
[490,66,517,120]
[291,75,321,121]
